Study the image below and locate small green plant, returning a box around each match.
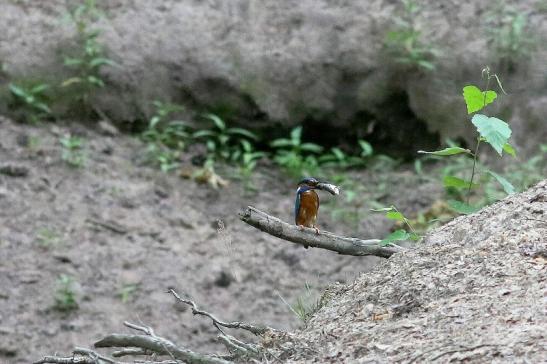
[60,134,86,168]
[419,67,515,214]
[372,206,420,245]
[384,0,439,71]
[318,140,373,169]
[8,82,52,123]
[271,126,322,178]
[142,101,189,172]
[61,0,115,116]
[35,227,62,249]
[232,139,267,191]
[192,113,259,162]
[118,284,139,303]
[53,274,78,312]
[485,0,536,70]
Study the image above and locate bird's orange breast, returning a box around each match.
[296,190,319,227]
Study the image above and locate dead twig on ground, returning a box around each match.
[34,346,118,364]
[239,206,402,258]
[35,293,273,364]
[94,321,231,364]
[168,289,269,335]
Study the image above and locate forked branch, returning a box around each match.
[239,206,401,258]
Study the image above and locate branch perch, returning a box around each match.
[239,206,400,258]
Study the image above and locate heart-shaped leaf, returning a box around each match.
[471,114,511,155]
[463,85,497,114]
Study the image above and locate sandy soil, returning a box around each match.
[0,116,440,363]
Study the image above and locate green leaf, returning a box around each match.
[227,128,258,140]
[380,229,411,246]
[290,127,302,143]
[31,84,50,94]
[87,75,104,87]
[63,57,84,66]
[443,175,478,189]
[503,143,516,157]
[331,147,345,160]
[300,143,323,153]
[417,147,472,156]
[192,130,216,138]
[447,200,480,215]
[34,102,51,114]
[204,114,225,130]
[463,85,497,114]
[89,57,115,68]
[358,140,373,157]
[471,114,511,155]
[9,84,28,99]
[386,211,405,221]
[487,171,515,195]
[61,77,83,87]
[271,139,293,148]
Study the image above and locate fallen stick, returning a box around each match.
[94,322,231,364]
[239,206,401,258]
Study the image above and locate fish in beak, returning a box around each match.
[316,181,340,195]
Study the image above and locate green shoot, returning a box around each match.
[60,135,87,168]
[53,274,78,312]
[9,82,52,123]
[371,206,420,245]
[271,126,322,178]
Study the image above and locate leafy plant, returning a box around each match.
[232,140,267,191]
[142,101,189,172]
[271,126,322,178]
[8,82,52,123]
[384,0,439,71]
[318,140,373,169]
[372,206,420,245]
[61,0,115,116]
[53,274,78,312]
[485,0,536,70]
[419,67,515,214]
[60,134,86,168]
[193,113,259,162]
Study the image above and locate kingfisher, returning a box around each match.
[294,177,340,235]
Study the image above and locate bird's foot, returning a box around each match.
[313,225,320,235]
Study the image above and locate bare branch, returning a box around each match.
[111,348,151,357]
[94,333,231,364]
[168,289,269,335]
[34,347,120,364]
[239,206,400,258]
[34,356,97,364]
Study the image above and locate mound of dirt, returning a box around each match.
[271,180,546,363]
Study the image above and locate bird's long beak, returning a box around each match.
[316,181,340,195]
